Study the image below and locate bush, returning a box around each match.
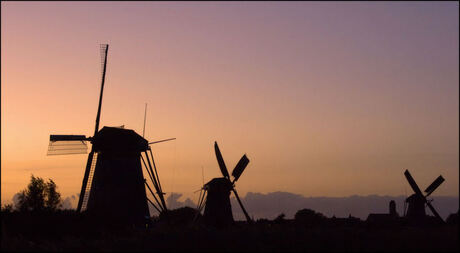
[294,208,327,226]
[273,213,286,224]
[160,207,202,225]
[446,211,458,225]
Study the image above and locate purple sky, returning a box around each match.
[1,2,458,206]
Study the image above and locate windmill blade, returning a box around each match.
[192,188,207,225]
[232,154,249,183]
[214,142,230,179]
[47,135,89,155]
[404,169,424,197]
[231,188,253,223]
[50,135,88,141]
[198,188,207,212]
[426,201,445,224]
[93,44,109,136]
[77,151,97,212]
[149,138,176,145]
[47,141,88,155]
[424,175,445,197]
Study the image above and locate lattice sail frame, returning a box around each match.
[47,140,88,155]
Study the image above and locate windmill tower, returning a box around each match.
[47,44,168,224]
[197,141,252,227]
[403,169,445,224]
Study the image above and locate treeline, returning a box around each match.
[2,175,63,212]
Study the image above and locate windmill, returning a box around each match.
[403,169,445,224]
[196,141,252,227]
[47,44,168,224]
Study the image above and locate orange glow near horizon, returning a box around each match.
[1,2,459,206]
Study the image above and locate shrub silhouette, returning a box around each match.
[16,174,62,212]
[294,208,327,226]
[160,206,201,225]
[446,210,458,225]
[274,213,286,224]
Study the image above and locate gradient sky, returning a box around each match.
[1,2,459,206]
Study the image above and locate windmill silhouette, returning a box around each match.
[47,44,169,224]
[196,141,252,227]
[403,169,445,224]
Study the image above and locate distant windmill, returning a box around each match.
[47,44,169,224]
[403,169,445,224]
[196,141,252,227]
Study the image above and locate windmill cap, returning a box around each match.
[204,177,233,190]
[92,126,149,153]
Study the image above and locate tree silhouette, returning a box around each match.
[274,213,286,224]
[16,175,62,212]
[294,208,327,226]
[45,179,61,210]
[446,210,458,225]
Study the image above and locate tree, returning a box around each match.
[294,208,327,226]
[16,175,62,212]
[45,179,61,210]
[274,213,286,224]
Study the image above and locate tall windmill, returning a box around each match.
[47,44,110,212]
[197,141,252,227]
[403,169,445,224]
[47,44,168,223]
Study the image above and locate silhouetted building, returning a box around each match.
[202,177,234,228]
[389,200,398,217]
[331,214,361,227]
[405,194,426,219]
[403,169,445,224]
[366,200,399,226]
[86,126,150,225]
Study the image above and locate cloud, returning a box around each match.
[148,191,458,220]
[231,192,459,221]
[60,194,78,210]
[10,189,457,221]
[166,193,196,210]
[147,192,197,216]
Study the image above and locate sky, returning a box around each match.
[1,2,459,207]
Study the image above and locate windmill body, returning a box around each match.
[203,177,234,227]
[405,194,426,219]
[85,126,150,224]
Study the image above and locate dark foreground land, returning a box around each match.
[1,211,458,252]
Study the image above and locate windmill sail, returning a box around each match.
[77,44,109,212]
[79,152,98,211]
[77,151,96,212]
[93,44,109,136]
[214,142,230,179]
[404,170,423,196]
[232,154,249,182]
[424,175,445,197]
[47,135,88,155]
[231,188,252,223]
